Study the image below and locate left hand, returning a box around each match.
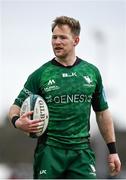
[108,153,121,176]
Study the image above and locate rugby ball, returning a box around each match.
[20,94,49,138]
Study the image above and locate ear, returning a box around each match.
[73,36,80,46]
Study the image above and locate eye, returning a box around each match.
[60,35,67,40]
[52,35,57,39]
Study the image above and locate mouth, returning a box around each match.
[54,47,63,51]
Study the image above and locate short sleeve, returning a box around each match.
[13,70,41,107]
[91,69,108,112]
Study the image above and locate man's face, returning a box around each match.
[52,25,79,59]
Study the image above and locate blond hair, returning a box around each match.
[52,16,81,36]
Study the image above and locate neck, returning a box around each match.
[55,55,77,67]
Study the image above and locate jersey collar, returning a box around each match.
[51,57,81,68]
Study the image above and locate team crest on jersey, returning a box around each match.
[83,76,94,87]
[83,76,92,84]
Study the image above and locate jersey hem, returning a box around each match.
[45,138,90,150]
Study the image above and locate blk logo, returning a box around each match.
[39,170,47,175]
[62,72,77,77]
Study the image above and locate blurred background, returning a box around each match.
[0,0,126,179]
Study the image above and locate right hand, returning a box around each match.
[15,111,43,134]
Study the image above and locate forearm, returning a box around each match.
[96,109,116,144]
[8,104,20,121]
[96,109,121,176]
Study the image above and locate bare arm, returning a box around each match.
[8,104,43,134]
[95,109,121,176]
[95,109,115,143]
[8,104,20,121]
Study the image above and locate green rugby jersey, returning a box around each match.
[14,57,108,149]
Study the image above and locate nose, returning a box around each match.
[53,37,62,45]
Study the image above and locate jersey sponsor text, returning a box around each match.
[46,94,92,104]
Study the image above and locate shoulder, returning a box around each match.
[29,60,52,77]
[79,58,100,73]
[25,60,52,84]
[35,60,52,72]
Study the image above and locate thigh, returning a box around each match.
[66,148,97,179]
[33,144,66,179]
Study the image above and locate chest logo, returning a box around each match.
[48,79,55,85]
[83,76,92,84]
[62,72,77,78]
[44,79,60,92]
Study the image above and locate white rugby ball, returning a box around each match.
[20,94,49,138]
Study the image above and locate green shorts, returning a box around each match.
[33,144,96,179]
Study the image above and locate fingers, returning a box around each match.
[109,162,116,176]
[18,111,44,133]
[27,120,44,133]
[108,154,121,177]
[29,120,44,129]
[29,119,43,124]
[109,162,121,176]
[31,127,43,134]
[21,111,43,124]
[21,111,33,118]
